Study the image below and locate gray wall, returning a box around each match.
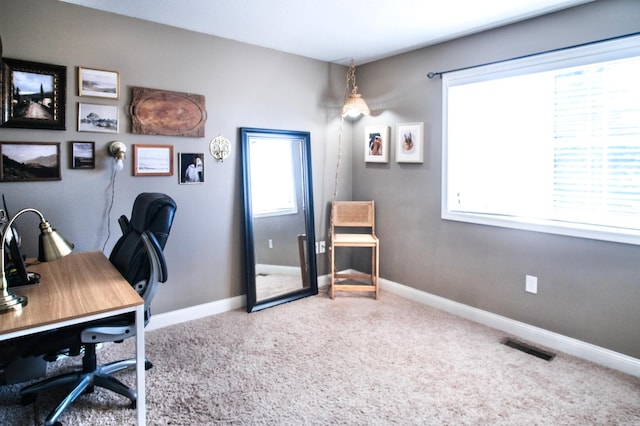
[352,0,640,358]
[2,0,639,359]
[0,0,347,315]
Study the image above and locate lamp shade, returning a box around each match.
[38,220,74,262]
[342,93,371,118]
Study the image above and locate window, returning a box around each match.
[442,34,640,245]
[249,138,298,217]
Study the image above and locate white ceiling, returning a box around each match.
[59,0,593,65]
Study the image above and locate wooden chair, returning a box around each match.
[329,201,379,299]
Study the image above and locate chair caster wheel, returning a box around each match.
[145,360,153,370]
[20,393,36,406]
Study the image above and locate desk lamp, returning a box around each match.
[0,208,74,313]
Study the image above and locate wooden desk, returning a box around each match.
[0,251,146,425]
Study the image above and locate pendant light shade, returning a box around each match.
[341,61,370,118]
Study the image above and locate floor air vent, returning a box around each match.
[502,338,556,361]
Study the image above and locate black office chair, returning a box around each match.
[18,192,176,426]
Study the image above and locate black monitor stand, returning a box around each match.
[2,195,41,288]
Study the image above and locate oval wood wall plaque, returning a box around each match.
[130,87,206,137]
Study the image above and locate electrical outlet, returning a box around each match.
[268,239,273,249]
[315,241,326,254]
[525,275,538,294]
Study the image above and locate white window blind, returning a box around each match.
[442,34,640,245]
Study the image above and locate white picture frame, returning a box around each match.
[364,125,390,163]
[77,103,118,133]
[396,122,424,163]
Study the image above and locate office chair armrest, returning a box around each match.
[117,215,130,235]
[131,230,167,314]
[80,325,134,344]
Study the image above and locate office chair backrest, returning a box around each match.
[109,193,176,299]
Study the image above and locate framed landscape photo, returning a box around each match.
[78,103,119,133]
[0,142,61,182]
[70,141,95,169]
[1,58,66,130]
[78,67,119,99]
[396,122,424,163]
[133,144,174,176]
[364,125,390,163]
[179,153,205,184]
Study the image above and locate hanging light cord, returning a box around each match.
[332,64,353,205]
[328,65,352,245]
[102,164,117,251]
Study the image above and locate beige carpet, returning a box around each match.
[1,289,639,425]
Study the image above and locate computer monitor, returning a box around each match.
[2,195,40,288]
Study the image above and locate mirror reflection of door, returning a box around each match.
[241,127,317,312]
[250,137,308,300]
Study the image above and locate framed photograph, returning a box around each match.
[70,141,95,169]
[396,122,424,163]
[179,153,204,184]
[133,144,173,176]
[78,103,119,133]
[78,67,119,99]
[1,58,66,130]
[364,126,390,163]
[0,142,61,182]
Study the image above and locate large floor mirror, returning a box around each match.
[241,127,318,312]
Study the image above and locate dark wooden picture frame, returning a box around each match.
[133,144,174,176]
[130,86,206,138]
[0,141,61,181]
[1,58,66,130]
[70,141,95,169]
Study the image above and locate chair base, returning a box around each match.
[19,349,144,426]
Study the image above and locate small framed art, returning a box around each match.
[179,152,204,184]
[70,141,95,169]
[133,144,174,176]
[0,142,61,182]
[1,58,66,130]
[78,103,119,133]
[396,122,424,163]
[364,126,390,163]
[78,67,119,99]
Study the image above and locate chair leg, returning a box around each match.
[330,245,335,300]
[20,371,85,398]
[374,244,379,299]
[43,374,93,426]
[94,373,137,402]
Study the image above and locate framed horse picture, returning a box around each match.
[396,122,424,163]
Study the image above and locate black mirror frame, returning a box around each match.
[241,127,318,312]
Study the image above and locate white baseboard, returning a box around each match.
[147,295,245,332]
[145,275,639,377]
[379,277,640,377]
